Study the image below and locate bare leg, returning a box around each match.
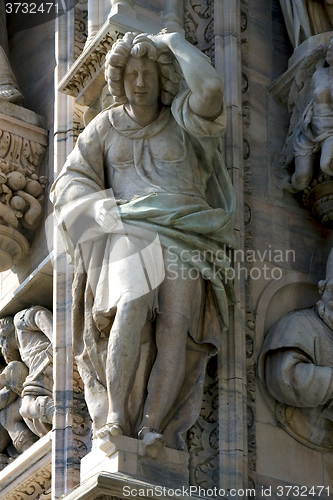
[101,294,150,437]
[292,155,314,190]
[128,322,156,435]
[139,251,203,457]
[320,136,333,175]
[0,399,38,453]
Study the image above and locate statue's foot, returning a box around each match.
[138,427,165,459]
[0,85,24,105]
[96,422,123,439]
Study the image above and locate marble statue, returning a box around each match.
[0,0,23,104]
[0,307,54,439]
[279,0,333,48]
[51,32,236,458]
[259,249,333,449]
[0,319,38,457]
[280,39,333,191]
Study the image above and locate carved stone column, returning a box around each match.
[214,0,248,493]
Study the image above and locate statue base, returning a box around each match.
[81,435,189,489]
[63,471,205,500]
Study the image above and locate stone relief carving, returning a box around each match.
[0,0,23,104]
[188,356,219,489]
[60,30,121,100]
[74,0,88,60]
[184,0,214,64]
[5,469,52,500]
[0,307,87,463]
[51,32,236,460]
[259,248,333,449]
[275,38,333,226]
[279,0,333,48]
[0,118,47,271]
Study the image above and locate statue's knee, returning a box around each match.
[117,294,149,318]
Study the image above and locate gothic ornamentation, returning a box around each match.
[0,117,47,271]
[184,0,215,64]
[74,0,88,59]
[4,468,51,500]
[188,357,219,489]
[59,30,121,100]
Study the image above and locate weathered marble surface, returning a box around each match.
[259,248,333,449]
[0,102,48,271]
[51,31,236,459]
[280,0,333,48]
[0,306,54,459]
[81,434,189,488]
[277,38,333,192]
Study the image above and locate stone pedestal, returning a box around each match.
[81,435,189,489]
[63,471,209,500]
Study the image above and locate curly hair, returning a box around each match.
[105,32,183,105]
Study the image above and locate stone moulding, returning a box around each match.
[0,433,52,500]
[0,225,30,271]
[62,471,213,500]
[58,22,120,107]
[0,112,47,172]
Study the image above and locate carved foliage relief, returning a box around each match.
[184,0,215,64]
[188,356,219,489]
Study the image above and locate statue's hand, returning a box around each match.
[92,198,120,233]
[148,32,181,52]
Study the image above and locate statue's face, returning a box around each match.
[317,278,333,329]
[0,317,13,337]
[124,56,159,108]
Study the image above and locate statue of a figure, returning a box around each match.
[51,32,236,457]
[259,249,333,449]
[280,0,333,48]
[280,39,333,191]
[0,321,38,456]
[0,0,23,104]
[0,307,54,439]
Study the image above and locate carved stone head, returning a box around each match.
[0,316,20,363]
[104,32,182,105]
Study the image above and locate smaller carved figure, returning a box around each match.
[280,0,333,48]
[0,319,38,457]
[259,248,333,449]
[280,39,333,191]
[0,307,54,439]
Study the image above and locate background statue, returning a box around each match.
[259,248,333,449]
[0,0,23,104]
[279,39,333,191]
[51,32,236,458]
[280,0,333,48]
[0,307,54,438]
